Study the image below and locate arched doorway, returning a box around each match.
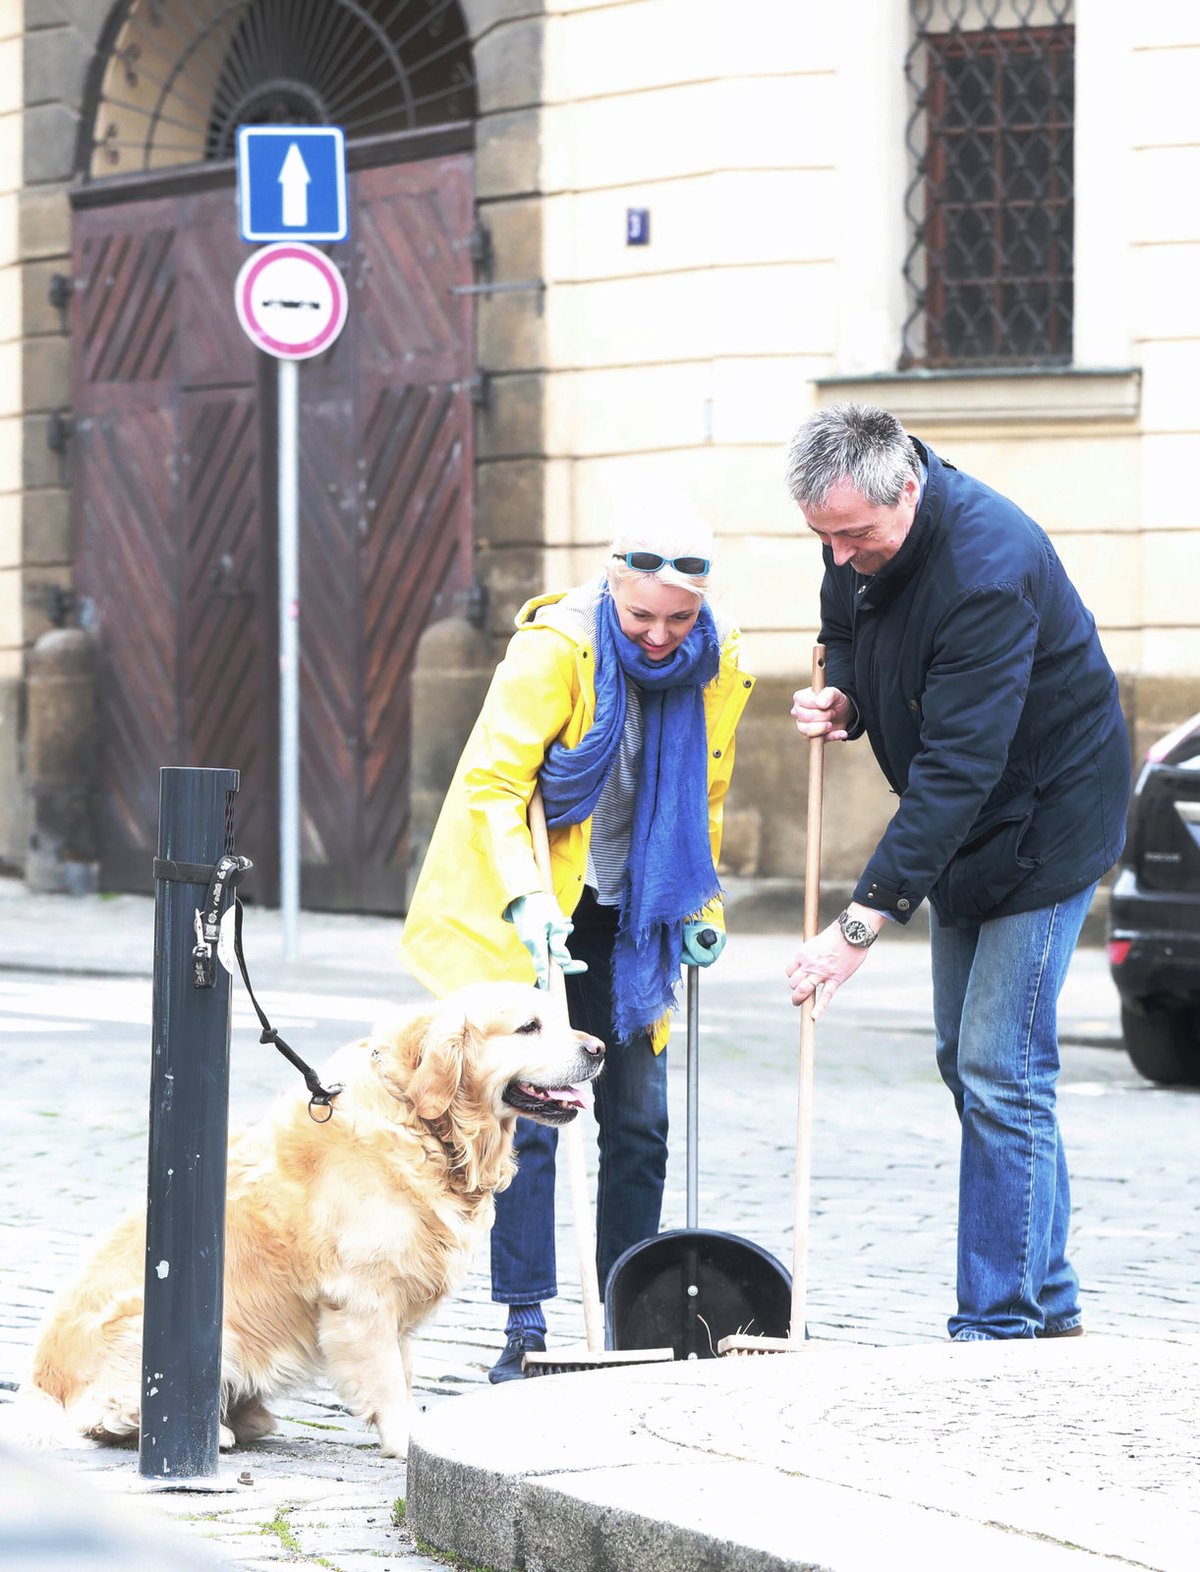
[71,0,480,910]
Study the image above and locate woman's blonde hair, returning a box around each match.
[606,499,714,599]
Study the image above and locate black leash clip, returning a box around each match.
[192,854,253,989]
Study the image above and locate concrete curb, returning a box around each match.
[407,1340,1199,1572]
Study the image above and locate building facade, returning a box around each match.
[1,0,1197,911]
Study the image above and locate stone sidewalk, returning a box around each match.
[3,878,1197,1570]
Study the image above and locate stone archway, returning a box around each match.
[78,0,478,176]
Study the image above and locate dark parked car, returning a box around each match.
[1107,712,1200,1086]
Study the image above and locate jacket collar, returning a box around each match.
[853,439,947,609]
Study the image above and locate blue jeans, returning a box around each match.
[930,883,1096,1340]
[490,889,669,1303]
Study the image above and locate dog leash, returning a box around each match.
[226,894,344,1120]
[153,854,343,1121]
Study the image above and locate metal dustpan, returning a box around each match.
[604,956,792,1360]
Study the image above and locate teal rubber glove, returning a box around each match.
[505,892,588,988]
[682,923,725,968]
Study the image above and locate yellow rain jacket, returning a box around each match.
[399,588,756,1049]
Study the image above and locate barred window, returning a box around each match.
[901,2,1075,369]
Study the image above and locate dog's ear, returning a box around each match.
[406,1018,468,1120]
[406,1003,517,1193]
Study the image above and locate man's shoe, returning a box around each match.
[1038,1323,1084,1338]
[488,1329,545,1383]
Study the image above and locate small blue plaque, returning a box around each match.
[626,208,650,246]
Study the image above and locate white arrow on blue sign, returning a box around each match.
[236,125,348,243]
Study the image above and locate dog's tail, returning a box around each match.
[1,1383,90,1450]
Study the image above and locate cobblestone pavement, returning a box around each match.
[0,883,1197,1568]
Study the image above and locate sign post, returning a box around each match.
[234,126,349,960]
[277,355,300,960]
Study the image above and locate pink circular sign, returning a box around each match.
[234,242,348,361]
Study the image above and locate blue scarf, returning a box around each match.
[540,587,722,1042]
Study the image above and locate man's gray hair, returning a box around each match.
[785,404,920,510]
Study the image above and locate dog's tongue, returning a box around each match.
[566,1079,594,1111]
[520,1081,593,1110]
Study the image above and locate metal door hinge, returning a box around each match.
[48,272,74,311]
[464,578,489,630]
[37,583,76,627]
[450,279,544,300]
[468,370,490,408]
[466,220,493,277]
[47,409,73,452]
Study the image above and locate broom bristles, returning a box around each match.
[716,1334,804,1356]
[523,1345,674,1377]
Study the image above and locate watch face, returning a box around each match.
[839,913,874,946]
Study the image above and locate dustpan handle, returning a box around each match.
[686,965,699,1230]
[528,786,606,1353]
[684,929,718,1231]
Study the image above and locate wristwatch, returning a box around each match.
[837,909,878,949]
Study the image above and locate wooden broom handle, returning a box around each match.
[528,786,606,1353]
[792,643,825,1340]
[803,645,826,945]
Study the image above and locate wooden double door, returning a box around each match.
[71,154,476,911]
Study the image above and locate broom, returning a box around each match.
[718,643,826,1357]
[522,786,674,1376]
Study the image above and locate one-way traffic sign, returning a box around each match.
[236,125,348,242]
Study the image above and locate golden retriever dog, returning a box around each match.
[13,981,603,1459]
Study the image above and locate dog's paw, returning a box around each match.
[374,1411,409,1459]
[218,1423,238,1450]
[225,1400,278,1443]
[2,1386,89,1449]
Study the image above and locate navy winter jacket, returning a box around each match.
[820,441,1130,928]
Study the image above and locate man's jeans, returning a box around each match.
[491,890,669,1304]
[930,883,1096,1340]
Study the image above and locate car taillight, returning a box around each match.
[1107,938,1131,967]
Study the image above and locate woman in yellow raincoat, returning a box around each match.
[399,514,754,1380]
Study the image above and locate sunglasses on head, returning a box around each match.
[613,551,711,576]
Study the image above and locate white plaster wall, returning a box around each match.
[540,0,847,675]
[540,1,1194,690]
[0,4,21,685]
[1126,10,1200,676]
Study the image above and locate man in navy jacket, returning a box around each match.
[785,403,1129,1341]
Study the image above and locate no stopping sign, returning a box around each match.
[234,242,349,360]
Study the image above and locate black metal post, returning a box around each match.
[139,766,239,1481]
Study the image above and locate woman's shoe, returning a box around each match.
[488,1329,546,1383]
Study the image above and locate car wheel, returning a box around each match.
[1120,1003,1200,1087]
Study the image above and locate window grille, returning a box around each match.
[901,2,1074,368]
[83,0,477,177]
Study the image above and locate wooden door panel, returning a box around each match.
[176,203,259,388]
[349,155,475,911]
[178,386,276,897]
[73,152,476,911]
[356,157,475,379]
[78,224,176,390]
[73,187,266,892]
[75,404,179,886]
[295,387,359,889]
